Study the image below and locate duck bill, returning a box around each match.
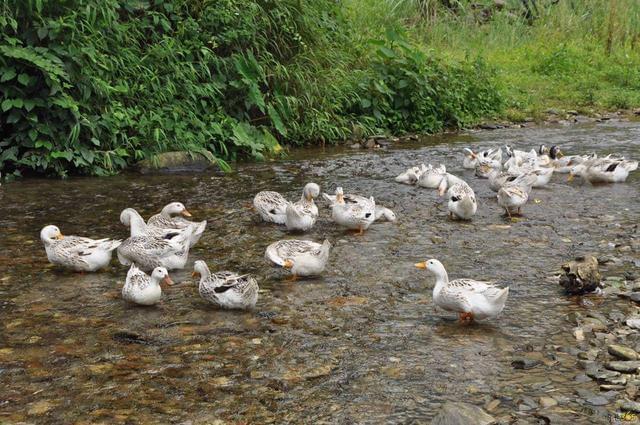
[181,210,193,217]
[567,174,574,182]
[55,233,64,240]
[557,151,564,158]
[163,276,174,286]
[191,271,200,278]
[283,259,294,269]
[414,262,427,269]
[305,194,312,201]
[470,153,477,159]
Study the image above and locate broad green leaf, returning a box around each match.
[267,104,287,136]
[1,99,12,112]
[51,150,73,161]
[17,73,30,86]
[0,68,16,82]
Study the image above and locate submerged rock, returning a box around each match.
[559,255,602,295]
[136,151,212,174]
[431,402,495,425]
[605,361,640,373]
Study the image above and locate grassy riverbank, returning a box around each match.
[353,0,640,120]
[1,0,639,177]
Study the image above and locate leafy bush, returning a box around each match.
[0,0,502,178]
[353,29,502,133]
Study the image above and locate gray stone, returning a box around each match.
[627,318,640,329]
[539,396,558,408]
[605,361,640,373]
[619,400,640,413]
[586,396,609,406]
[511,358,541,370]
[431,402,495,425]
[608,344,639,360]
[587,369,621,381]
[136,151,212,173]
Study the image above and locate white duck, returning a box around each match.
[395,164,428,184]
[569,158,638,183]
[122,264,173,306]
[417,164,447,188]
[414,259,509,322]
[322,192,396,222]
[285,183,320,232]
[147,202,206,247]
[462,149,479,169]
[436,173,467,196]
[446,182,477,220]
[475,158,502,179]
[265,239,331,280]
[121,208,197,241]
[508,158,554,188]
[497,173,536,217]
[192,260,258,309]
[484,167,519,192]
[330,187,375,234]
[253,191,289,224]
[117,227,193,272]
[40,225,121,272]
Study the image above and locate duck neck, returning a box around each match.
[432,269,449,298]
[149,274,163,287]
[129,212,149,237]
[160,205,175,218]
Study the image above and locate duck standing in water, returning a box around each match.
[414,259,509,323]
[285,183,320,232]
[147,202,207,247]
[329,187,375,234]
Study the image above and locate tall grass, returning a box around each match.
[376,0,640,116]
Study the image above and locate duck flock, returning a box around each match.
[39,144,638,323]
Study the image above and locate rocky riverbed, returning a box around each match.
[0,121,638,424]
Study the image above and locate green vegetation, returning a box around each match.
[1,0,639,177]
[380,0,640,119]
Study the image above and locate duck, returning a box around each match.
[436,173,467,196]
[322,192,396,223]
[545,146,594,174]
[508,159,554,188]
[475,158,502,179]
[122,264,173,306]
[121,208,197,241]
[481,147,503,164]
[414,259,509,322]
[40,225,121,272]
[446,182,477,220]
[569,158,638,183]
[192,260,259,309]
[485,167,519,192]
[504,145,537,170]
[147,202,207,247]
[253,191,289,224]
[329,187,375,234]
[417,164,447,188]
[462,148,479,169]
[497,173,536,217]
[117,227,193,272]
[265,239,331,280]
[395,164,428,184]
[285,183,320,232]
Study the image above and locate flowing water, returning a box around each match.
[1,121,639,424]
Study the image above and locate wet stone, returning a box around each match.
[431,402,495,425]
[608,344,639,360]
[539,396,558,408]
[511,358,541,370]
[619,400,640,413]
[605,361,640,373]
[587,369,621,382]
